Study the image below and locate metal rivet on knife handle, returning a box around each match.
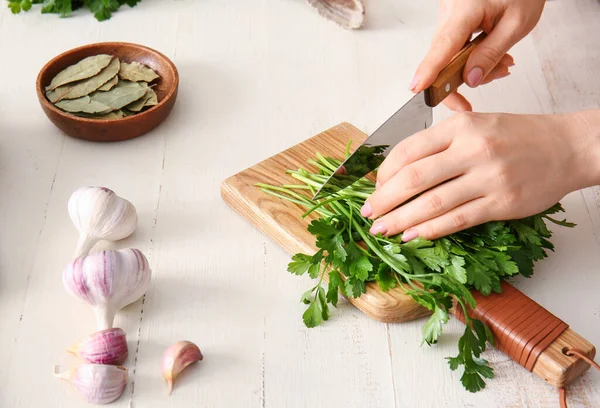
[424,32,488,107]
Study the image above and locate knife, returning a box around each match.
[313,32,487,200]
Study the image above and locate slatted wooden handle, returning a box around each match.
[453,281,595,388]
[424,32,487,107]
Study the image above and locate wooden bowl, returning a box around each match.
[36,42,179,142]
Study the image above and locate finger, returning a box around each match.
[376,124,454,187]
[365,151,467,219]
[500,53,515,67]
[464,18,523,87]
[368,174,483,237]
[442,56,513,110]
[400,197,492,241]
[442,92,473,112]
[481,64,510,85]
[411,16,480,92]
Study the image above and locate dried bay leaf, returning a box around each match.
[55,96,112,114]
[46,58,121,103]
[97,75,119,92]
[76,110,125,120]
[125,88,158,112]
[89,80,148,110]
[46,54,113,91]
[125,94,151,112]
[144,88,158,106]
[119,61,160,83]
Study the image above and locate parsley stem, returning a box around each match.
[307,159,334,174]
[282,184,312,190]
[344,140,352,159]
[316,153,340,172]
[290,173,323,188]
[301,196,346,218]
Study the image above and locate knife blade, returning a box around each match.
[313,32,487,200]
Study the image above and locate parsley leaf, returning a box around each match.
[8,0,139,20]
[287,254,313,276]
[445,255,467,284]
[375,264,396,292]
[326,271,343,306]
[302,297,323,328]
[344,276,366,298]
[422,306,449,345]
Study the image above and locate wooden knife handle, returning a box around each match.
[424,32,487,107]
[452,281,595,388]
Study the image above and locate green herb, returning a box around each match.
[7,0,142,21]
[258,144,574,393]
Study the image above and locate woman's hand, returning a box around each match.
[360,111,600,241]
[413,0,546,111]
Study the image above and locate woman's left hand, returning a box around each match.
[360,111,599,241]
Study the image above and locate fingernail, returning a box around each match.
[360,202,373,218]
[508,61,515,67]
[401,229,419,242]
[467,67,483,87]
[409,75,420,92]
[370,223,388,236]
[375,181,380,190]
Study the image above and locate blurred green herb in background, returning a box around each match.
[8,0,142,22]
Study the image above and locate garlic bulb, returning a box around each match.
[162,341,203,395]
[54,364,127,405]
[63,249,152,330]
[306,0,365,29]
[68,187,137,257]
[68,328,128,365]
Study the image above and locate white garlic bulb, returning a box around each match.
[54,364,127,405]
[68,187,137,257]
[63,248,152,330]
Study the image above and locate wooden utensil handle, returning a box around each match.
[424,32,487,107]
[453,281,595,388]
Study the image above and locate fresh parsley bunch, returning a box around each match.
[258,144,574,393]
[8,0,142,21]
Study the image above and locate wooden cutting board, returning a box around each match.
[221,122,595,388]
[221,122,428,322]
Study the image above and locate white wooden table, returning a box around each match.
[1,1,599,407]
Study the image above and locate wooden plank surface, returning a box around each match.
[0,0,599,407]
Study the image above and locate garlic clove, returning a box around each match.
[54,364,127,405]
[306,0,365,29]
[162,341,203,395]
[63,248,152,330]
[68,328,128,365]
[68,187,138,257]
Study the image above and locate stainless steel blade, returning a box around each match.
[313,92,433,199]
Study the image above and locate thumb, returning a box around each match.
[411,16,479,93]
[463,17,522,87]
[409,13,480,93]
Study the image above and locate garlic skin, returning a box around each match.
[306,0,365,29]
[68,187,137,257]
[68,328,128,365]
[162,341,203,395]
[63,248,152,330]
[54,364,127,405]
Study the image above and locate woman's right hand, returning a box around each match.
[411,0,546,111]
